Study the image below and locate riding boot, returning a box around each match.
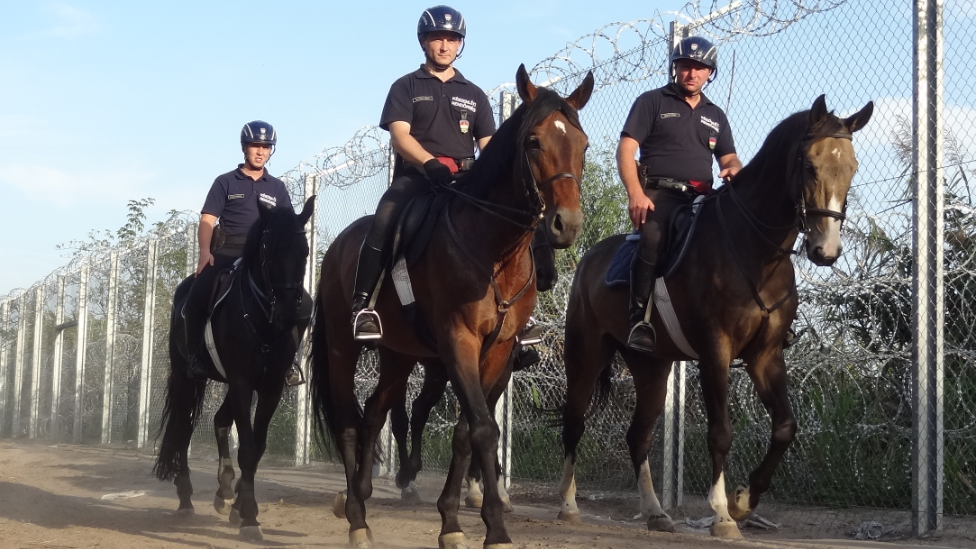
[627,257,657,353]
[351,243,385,340]
[182,299,210,380]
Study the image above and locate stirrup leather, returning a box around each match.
[352,308,383,341]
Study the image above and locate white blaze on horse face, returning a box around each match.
[554,120,567,135]
[831,147,842,159]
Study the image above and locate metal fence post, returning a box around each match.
[0,300,9,436]
[295,174,319,466]
[73,265,89,443]
[13,294,27,437]
[661,361,686,509]
[28,285,45,439]
[50,275,66,440]
[186,222,198,279]
[912,0,945,535]
[137,241,159,449]
[101,253,118,444]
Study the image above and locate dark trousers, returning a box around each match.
[184,248,241,354]
[631,188,692,323]
[355,171,432,300]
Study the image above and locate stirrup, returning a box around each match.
[285,364,305,387]
[352,309,383,341]
[627,322,656,353]
[517,317,544,346]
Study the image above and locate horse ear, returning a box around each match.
[844,101,874,133]
[565,71,594,111]
[516,64,538,104]
[299,195,316,226]
[809,94,828,126]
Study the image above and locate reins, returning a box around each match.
[716,130,853,319]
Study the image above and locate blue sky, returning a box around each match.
[1,0,695,292]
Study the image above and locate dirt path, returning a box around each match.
[0,440,962,548]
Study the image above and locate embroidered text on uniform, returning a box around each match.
[660,113,681,119]
[451,97,477,111]
[700,116,721,132]
[412,96,434,103]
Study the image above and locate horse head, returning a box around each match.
[797,95,873,266]
[515,64,593,249]
[248,195,316,330]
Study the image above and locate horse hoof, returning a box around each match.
[646,514,675,533]
[213,495,234,515]
[239,525,263,542]
[176,506,194,517]
[710,520,744,539]
[557,510,582,523]
[464,494,483,509]
[349,528,373,548]
[501,499,514,513]
[401,485,422,503]
[229,508,242,526]
[333,491,347,519]
[438,531,470,549]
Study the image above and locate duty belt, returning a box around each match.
[639,168,712,196]
[224,235,248,246]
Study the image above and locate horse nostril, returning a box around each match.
[552,214,564,235]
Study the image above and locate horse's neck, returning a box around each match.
[452,186,535,267]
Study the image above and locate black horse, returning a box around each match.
[153,196,315,541]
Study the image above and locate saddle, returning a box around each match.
[605,195,707,286]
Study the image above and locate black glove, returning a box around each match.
[424,158,454,187]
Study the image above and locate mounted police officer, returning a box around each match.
[184,121,306,386]
[617,37,742,353]
[351,5,495,340]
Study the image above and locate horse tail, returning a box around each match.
[153,330,205,482]
[309,299,363,455]
[590,358,615,416]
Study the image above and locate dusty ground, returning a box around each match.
[0,440,970,549]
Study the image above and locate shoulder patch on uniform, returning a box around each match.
[660,112,680,119]
[412,95,434,103]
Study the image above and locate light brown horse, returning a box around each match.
[558,96,872,538]
[312,64,593,549]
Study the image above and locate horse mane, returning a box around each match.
[733,107,848,185]
[242,205,299,265]
[454,86,583,200]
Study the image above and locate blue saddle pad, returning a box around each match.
[604,234,641,287]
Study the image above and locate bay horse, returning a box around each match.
[558,96,872,538]
[311,64,592,549]
[154,196,315,541]
[389,225,558,509]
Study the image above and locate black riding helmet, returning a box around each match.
[240,120,277,157]
[670,36,718,83]
[417,5,466,59]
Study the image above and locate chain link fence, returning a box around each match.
[1,0,973,541]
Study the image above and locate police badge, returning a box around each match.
[459,119,469,133]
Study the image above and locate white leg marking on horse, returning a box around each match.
[554,120,567,134]
[557,456,581,522]
[637,459,666,517]
[708,472,734,522]
[464,475,483,508]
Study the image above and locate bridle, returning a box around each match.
[247,227,307,325]
[724,130,853,255]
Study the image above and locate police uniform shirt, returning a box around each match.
[201,165,293,237]
[621,84,735,183]
[380,66,495,160]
